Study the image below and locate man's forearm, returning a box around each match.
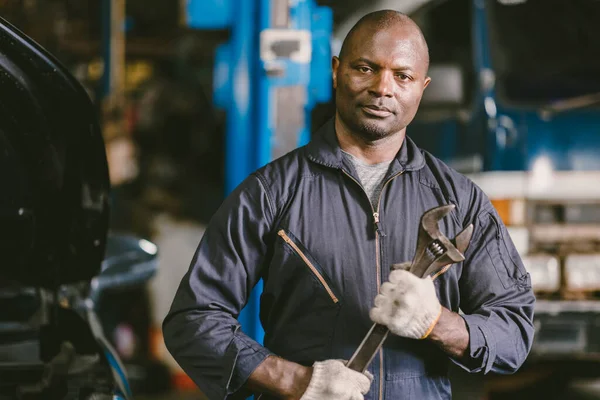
[245,355,312,400]
[428,307,469,360]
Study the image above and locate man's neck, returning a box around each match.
[335,114,406,165]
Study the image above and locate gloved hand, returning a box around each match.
[299,359,372,400]
[369,262,442,340]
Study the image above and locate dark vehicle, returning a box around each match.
[0,16,158,399]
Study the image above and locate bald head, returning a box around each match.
[339,10,429,71]
[331,9,432,143]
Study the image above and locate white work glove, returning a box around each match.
[369,262,442,340]
[300,359,372,400]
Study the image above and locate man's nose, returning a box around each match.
[368,71,394,98]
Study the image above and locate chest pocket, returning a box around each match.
[261,228,342,364]
[278,230,340,303]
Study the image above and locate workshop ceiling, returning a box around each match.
[320,0,432,40]
[0,0,433,61]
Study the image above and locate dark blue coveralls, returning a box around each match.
[163,119,535,400]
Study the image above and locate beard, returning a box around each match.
[341,111,402,143]
[335,92,411,143]
[356,119,393,141]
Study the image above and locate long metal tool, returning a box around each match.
[346,204,474,373]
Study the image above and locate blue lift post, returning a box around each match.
[186,0,333,344]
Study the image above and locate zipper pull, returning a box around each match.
[373,212,386,236]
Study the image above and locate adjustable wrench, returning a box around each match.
[346,204,474,373]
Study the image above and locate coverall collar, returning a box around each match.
[306,117,426,173]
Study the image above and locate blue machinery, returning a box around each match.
[186,0,333,343]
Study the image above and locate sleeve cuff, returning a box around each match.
[224,332,274,399]
[451,314,496,374]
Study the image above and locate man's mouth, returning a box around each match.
[361,105,393,118]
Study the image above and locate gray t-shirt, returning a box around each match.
[342,150,393,209]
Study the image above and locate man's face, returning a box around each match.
[332,24,431,141]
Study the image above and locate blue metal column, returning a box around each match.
[188,0,256,194]
[221,0,257,194]
[186,0,332,346]
[255,0,332,168]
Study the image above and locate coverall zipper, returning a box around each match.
[342,169,404,400]
[278,230,339,303]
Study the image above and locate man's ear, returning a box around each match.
[332,56,340,89]
[423,76,432,90]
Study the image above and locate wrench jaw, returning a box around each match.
[436,234,464,263]
[454,223,474,255]
[410,204,457,277]
[419,224,474,278]
[413,204,454,262]
[410,205,476,279]
[421,204,456,237]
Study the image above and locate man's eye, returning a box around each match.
[357,66,372,73]
[396,74,411,81]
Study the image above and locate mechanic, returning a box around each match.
[163,10,535,400]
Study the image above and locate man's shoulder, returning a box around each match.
[419,149,475,190]
[254,144,312,181]
[417,149,491,217]
[251,144,319,203]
